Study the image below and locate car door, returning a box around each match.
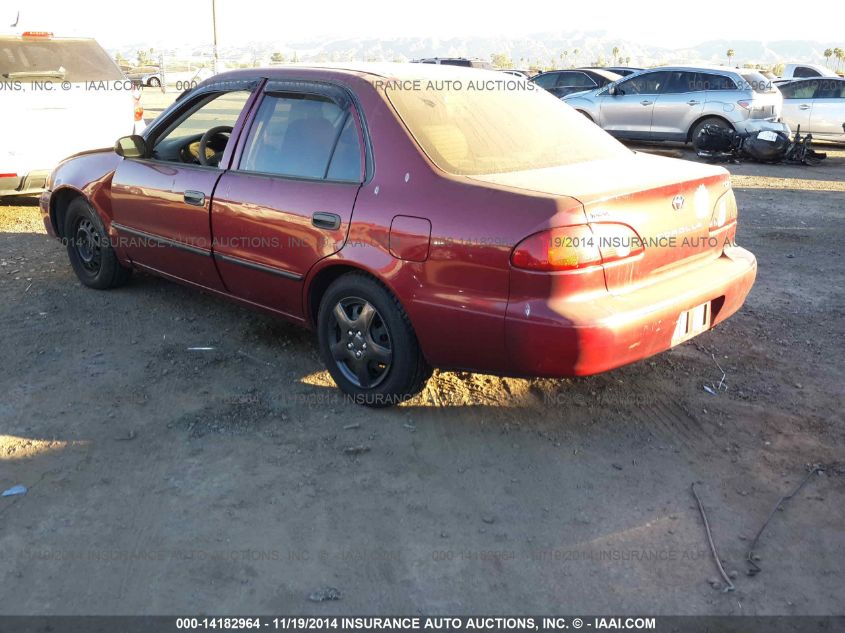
[110,80,260,290]
[210,82,366,319]
[808,79,845,140]
[780,80,818,134]
[598,71,669,138]
[651,71,704,140]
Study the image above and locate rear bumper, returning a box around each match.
[505,246,757,377]
[0,170,51,197]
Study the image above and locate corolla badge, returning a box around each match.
[672,195,685,211]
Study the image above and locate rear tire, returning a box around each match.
[317,273,431,407]
[64,198,132,289]
[148,77,161,87]
[690,117,733,144]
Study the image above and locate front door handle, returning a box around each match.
[798,104,811,110]
[312,212,341,230]
[184,190,205,206]
[640,100,653,106]
[687,100,700,105]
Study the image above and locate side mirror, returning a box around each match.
[607,85,618,96]
[115,135,147,158]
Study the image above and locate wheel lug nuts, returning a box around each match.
[355,351,362,358]
[347,343,353,349]
[347,330,353,336]
[362,343,367,349]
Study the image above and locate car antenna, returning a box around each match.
[11,11,19,27]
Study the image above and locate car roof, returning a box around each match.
[639,64,755,75]
[209,62,519,85]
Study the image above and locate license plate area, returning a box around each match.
[672,301,711,345]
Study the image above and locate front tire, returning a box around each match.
[317,273,431,407]
[64,198,132,289]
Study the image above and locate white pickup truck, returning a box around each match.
[1,31,144,196]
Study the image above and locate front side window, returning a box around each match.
[152,90,252,165]
[239,93,361,181]
[780,80,818,100]
[816,79,845,99]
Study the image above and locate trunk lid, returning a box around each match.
[469,152,733,294]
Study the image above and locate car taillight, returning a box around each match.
[592,222,645,264]
[0,173,18,178]
[710,190,738,231]
[134,104,144,121]
[512,225,600,272]
[22,31,53,38]
[511,223,642,272]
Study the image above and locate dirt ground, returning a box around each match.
[0,144,843,615]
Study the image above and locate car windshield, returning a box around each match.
[0,37,123,82]
[739,71,777,94]
[386,79,630,175]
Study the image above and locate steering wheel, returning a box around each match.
[198,125,233,166]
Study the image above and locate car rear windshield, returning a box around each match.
[386,79,630,175]
[0,37,123,82]
[739,71,776,94]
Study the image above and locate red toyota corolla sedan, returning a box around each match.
[41,64,756,406]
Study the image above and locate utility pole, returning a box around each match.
[211,0,219,75]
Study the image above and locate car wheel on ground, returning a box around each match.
[690,117,733,143]
[148,77,161,87]
[317,273,431,407]
[64,198,132,289]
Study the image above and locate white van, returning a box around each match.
[1,31,144,196]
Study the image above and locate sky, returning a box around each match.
[5,0,844,50]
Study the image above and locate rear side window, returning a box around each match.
[816,79,845,99]
[618,71,669,95]
[739,71,776,94]
[532,73,559,89]
[0,37,123,82]
[239,93,360,181]
[794,66,821,78]
[557,72,596,88]
[663,71,698,93]
[696,73,737,91]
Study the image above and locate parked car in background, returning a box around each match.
[564,65,783,142]
[779,77,845,143]
[412,57,493,69]
[0,31,144,197]
[778,63,838,80]
[585,66,642,77]
[41,64,756,406]
[531,68,621,98]
[499,69,530,78]
[126,65,162,87]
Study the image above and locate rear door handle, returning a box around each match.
[312,212,341,230]
[687,100,700,105]
[640,100,653,106]
[184,190,205,206]
[798,104,811,110]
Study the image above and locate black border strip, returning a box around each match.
[215,252,303,281]
[110,222,211,258]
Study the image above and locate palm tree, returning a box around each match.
[726,48,736,66]
[573,48,580,65]
[824,48,833,67]
[836,48,845,72]
[612,46,620,64]
[624,56,631,65]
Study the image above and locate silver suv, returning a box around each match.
[563,66,783,142]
